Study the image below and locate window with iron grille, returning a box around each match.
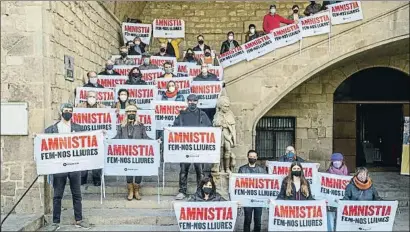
[255,117,296,160]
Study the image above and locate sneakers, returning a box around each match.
[75,221,91,229]
[175,192,186,200]
[43,223,60,231]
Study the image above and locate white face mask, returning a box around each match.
[201,68,208,74]
[89,78,97,84]
[87,97,96,106]
[250,28,255,34]
[270,8,276,14]
[228,35,234,40]
[119,95,127,102]
[168,86,176,92]
[333,161,343,168]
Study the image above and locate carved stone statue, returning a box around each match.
[211,96,236,175]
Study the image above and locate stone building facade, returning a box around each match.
[1,1,409,216]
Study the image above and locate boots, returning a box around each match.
[133,183,142,200]
[127,183,134,201]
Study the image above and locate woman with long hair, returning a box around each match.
[277,161,314,200]
[342,167,382,201]
[161,81,185,101]
[188,176,226,202]
[125,67,147,85]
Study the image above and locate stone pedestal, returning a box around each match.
[213,173,230,200]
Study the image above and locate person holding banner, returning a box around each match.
[125,67,147,85]
[129,37,147,56]
[161,81,185,101]
[193,63,219,82]
[114,103,152,201]
[278,146,305,162]
[304,1,322,16]
[321,1,342,11]
[98,59,121,76]
[238,150,267,232]
[287,5,304,20]
[199,48,218,66]
[139,53,159,70]
[220,31,240,55]
[277,161,314,200]
[43,103,90,230]
[154,43,172,57]
[83,71,104,88]
[342,167,382,201]
[263,5,295,33]
[193,34,211,52]
[173,94,212,200]
[115,46,136,65]
[113,89,132,112]
[182,48,198,64]
[245,24,263,42]
[159,62,176,78]
[188,176,226,202]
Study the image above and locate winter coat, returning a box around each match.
[263,13,294,33]
[245,31,264,43]
[193,73,219,82]
[114,122,150,140]
[125,78,147,85]
[304,3,322,16]
[220,40,240,54]
[139,64,160,70]
[342,178,382,201]
[173,109,212,127]
[238,164,267,174]
[114,57,135,65]
[161,91,185,101]
[188,189,226,202]
[83,82,104,88]
[193,44,211,52]
[98,70,121,75]
[278,155,305,162]
[277,176,315,200]
[45,122,83,134]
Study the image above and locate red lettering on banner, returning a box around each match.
[178,65,187,73]
[151,59,175,67]
[271,166,313,178]
[155,19,182,26]
[72,113,112,124]
[142,72,162,81]
[117,113,125,124]
[191,85,221,94]
[138,114,152,124]
[332,2,359,12]
[274,205,323,218]
[273,24,299,37]
[128,88,154,98]
[189,68,201,77]
[157,80,190,89]
[124,25,150,33]
[179,207,233,220]
[320,176,350,190]
[168,132,215,143]
[219,46,243,58]
[342,205,391,217]
[235,178,280,190]
[113,68,130,76]
[98,78,127,88]
[244,35,268,50]
[301,14,330,26]
[155,105,186,115]
[107,144,154,156]
[41,135,98,151]
[208,69,220,77]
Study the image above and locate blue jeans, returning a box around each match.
[327,211,336,231]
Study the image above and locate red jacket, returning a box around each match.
[263,13,294,33]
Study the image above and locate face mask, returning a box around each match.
[291,170,302,177]
[201,68,208,75]
[127,114,136,121]
[135,41,141,45]
[188,103,197,111]
[293,9,299,13]
[204,52,211,57]
[87,97,96,106]
[187,52,193,57]
[89,77,97,84]
[287,152,295,159]
[119,95,128,102]
[143,58,150,65]
[165,68,173,74]
[168,86,176,92]
[250,28,255,34]
[228,35,234,40]
[106,64,114,70]
[132,73,142,79]
[198,40,204,45]
[120,52,128,58]
[248,158,257,165]
[333,161,343,168]
[202,187,212,195]
[160,48,166,53]
[270,8,276,14]
[311,1,316,4]
[62,112,72,121]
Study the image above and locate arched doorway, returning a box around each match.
[333,67,410,172]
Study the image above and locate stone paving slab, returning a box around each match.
[1,213,43,231]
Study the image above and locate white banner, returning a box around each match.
[217,46,247,68]
[174,201,238,231]
[330,1,364,25]
[75,87,114,107]
[141,68,164,85]
[336,200,398,231]
[190,81,223,108]
[242,34,276,61]
[266,161,320,186]
[154,101,187,130]
[97,75,128,91]
[268,200,327,231]
[272,24,302,49]
[314,172,352,207]
[113,65,138,76]
[229,173,284,207]
[155,77,192,100]
[116,109,156,140]
[188,65,224,81]
[121,23,152,45]
[115,85,157,110]
[153,19,185,38]
[150,56,178,74]
[34,131,105,175]
[111,55,143,65]
[72,108,117,139]
[104,139,160,176]
[176,62,196,77]
[163,127,221,163]
[300,11,331,37]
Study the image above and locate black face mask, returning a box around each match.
[293,9,299,13]
[198,40,204,45]
[106,64,114,70]
[291,170,302,177]
[62,112,72,121]
[188,103,197,111]
[187,53,193,57]
[310,1,316,5]
[120,52,128,58]
[127,114,136,121]
[248,158,257,165]
[132,73,142,79]
[160,48,166,53]
[202,187,212,195]
[205,52,211,57]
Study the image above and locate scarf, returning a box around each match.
[353,176,372,190]
[327,165,348,176]
[165,88,178,98]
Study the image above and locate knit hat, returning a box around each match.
[331,153,344,161]
[125,104,138,112]
[187,94,199,101]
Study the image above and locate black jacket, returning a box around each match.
[342,179,382,201]
[245,32,264,43]
[129,43,146,55]
[193,73,219,82]
[220,40,240,54]
[188,189,226,202]
[83,82,104,88]
[98,70,121,75]
[125,78,147,85]
[278,155,305,162]
[238,164,267,174]
[193,44,211,52]
[277,176,315,200]
[44,122,83,134]
[173,109,212,127]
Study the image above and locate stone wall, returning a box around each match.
[101,1,148,23]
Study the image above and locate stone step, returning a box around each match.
[39,224,180,231]
[64,182,198,196]
[1,214,44,231]
[44,208,177,226]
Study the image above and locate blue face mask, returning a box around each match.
[287,152,295,159]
